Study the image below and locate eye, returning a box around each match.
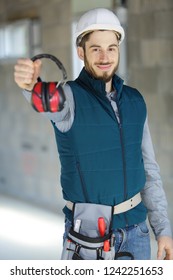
[92,48,100,52]
[90,46,101,53]
[108,47,116,52]
[108,45,118,52]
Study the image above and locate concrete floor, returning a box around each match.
[0,194,64,260]
[0,194,158,260]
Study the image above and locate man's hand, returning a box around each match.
[14,58,42,91]
[157,236,173,260]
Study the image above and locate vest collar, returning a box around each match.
[76,67,124,100]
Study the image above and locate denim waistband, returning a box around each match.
[114,221,145,232]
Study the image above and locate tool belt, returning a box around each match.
[61,203,114,260]
[66,192,141,214]
[61,193,141,260]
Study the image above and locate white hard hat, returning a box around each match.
[75,8,125,45]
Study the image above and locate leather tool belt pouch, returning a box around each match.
[61,203,116,260]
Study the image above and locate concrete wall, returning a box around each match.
[0,0,72,213]
[127,0,173,224]
[0,0,172,225]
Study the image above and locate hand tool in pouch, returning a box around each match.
[98,217,110,251]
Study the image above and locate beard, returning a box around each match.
[84,53,119,83]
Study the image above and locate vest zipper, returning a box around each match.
[118,122,127,201]
[114,100,128,226]
[76,161,89,202]
[114,99,127,202]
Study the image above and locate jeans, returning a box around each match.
[63,219,151,260]
[113,222,151,260]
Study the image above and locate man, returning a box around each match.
[14,8,173,259]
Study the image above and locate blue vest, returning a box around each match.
[52,68,147,229]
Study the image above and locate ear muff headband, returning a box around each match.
[31,53,67,82]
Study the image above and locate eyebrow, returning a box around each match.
[89,44,118,49]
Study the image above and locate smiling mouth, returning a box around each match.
[97,64,112,70]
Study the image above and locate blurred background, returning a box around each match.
[0,0,173,260]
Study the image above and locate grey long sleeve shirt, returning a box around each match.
[23,85,172,239]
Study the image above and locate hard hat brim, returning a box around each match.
[75,23,125,44]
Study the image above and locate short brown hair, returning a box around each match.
[76,30,121,48]
[76,32,93,48]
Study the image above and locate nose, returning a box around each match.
[99,50,109,62]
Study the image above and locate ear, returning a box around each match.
[77,47,84,61]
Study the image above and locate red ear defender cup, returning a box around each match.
[31,81,66,112]
[31,82,45,112]
[31,54,67,112]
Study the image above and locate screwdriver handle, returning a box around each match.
[98,217,110,252]
[103,240,110,252]
[98,217,106,237]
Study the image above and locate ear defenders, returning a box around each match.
[31,53,67,113]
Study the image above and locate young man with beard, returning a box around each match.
[14,8,173,260]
